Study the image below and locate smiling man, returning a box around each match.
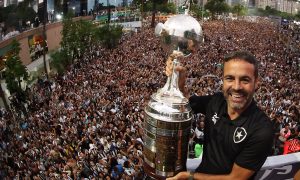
[166,51,274,180]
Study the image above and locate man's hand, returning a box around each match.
[165,53,188,97]
[166,171,190,180]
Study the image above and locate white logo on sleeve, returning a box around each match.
[212,113,219,125]
[233,127,247,143]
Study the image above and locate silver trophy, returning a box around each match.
[143,11,203,179]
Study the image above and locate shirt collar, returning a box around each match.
[220,98,256,127]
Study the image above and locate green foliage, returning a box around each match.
[131,0,141,6]
[280,12,294,19]
[4,39,29,99]
[95,24,123,49]
[0,5,17,23]
[231,4,247,16]
[1,5,19,29]
[256,7,296,19]
[295,11,300,20]
[50,49,72,74]
[76,20,95,48]
[157,3,177,14]
[191,4,202,17]
[140,0,173,13]
[60,16,73,54]
[143,1,153,12]
[61,17,95,59]
[205,0,230,18]
[265,6,280,15]
[190,4,209,20]
[0,1,36,30]
[17,0,36,22]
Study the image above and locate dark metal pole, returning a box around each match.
[107,0,111,25]
[43,0,49,79]
[151,0,156,28]
[140,0,144,28]
[202,0,204,22]
[141,0,144,19]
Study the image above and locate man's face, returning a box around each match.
[223,59,258,114]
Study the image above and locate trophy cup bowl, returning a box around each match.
[155,14,203,57]
[143,13,203,179]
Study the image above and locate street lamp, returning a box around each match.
[72,6,76,16]
[56,14,62,20]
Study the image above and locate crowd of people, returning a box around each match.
[0,17,299,179]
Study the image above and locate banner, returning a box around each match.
[255,162,300,180]
[187,152,300,179]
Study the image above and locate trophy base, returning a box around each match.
[143,162,167,180]
[144,162,187,180]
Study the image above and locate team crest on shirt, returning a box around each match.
[212,113,219,125]
[233,127,247,143]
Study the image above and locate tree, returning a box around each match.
[16,0,36,28]
[256,6,296,19]
[1,5,19,30]
[50,49,72,74]
[205,0,230,19]
[61,15,96,61]
[4,39,29,113]
[265,6,280,15]
[157,2,177,14]
[95,24,123,49]
[295,11,300,20]
[95,2,105,13]
[137,0,171,13]
[190,3,207,20]
[132,0,141,6]
[231,4,247,16]
[0,1,36,32]
[77,20,95,52]
[60,14,78,60]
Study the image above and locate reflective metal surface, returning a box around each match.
[144,12,202,179]
[144,90,192,179]
[155,14,203,57]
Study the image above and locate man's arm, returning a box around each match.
[166,163,254,180]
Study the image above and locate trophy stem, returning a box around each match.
[157,58,184,101]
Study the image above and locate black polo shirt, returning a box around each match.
[189,92,274,175]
